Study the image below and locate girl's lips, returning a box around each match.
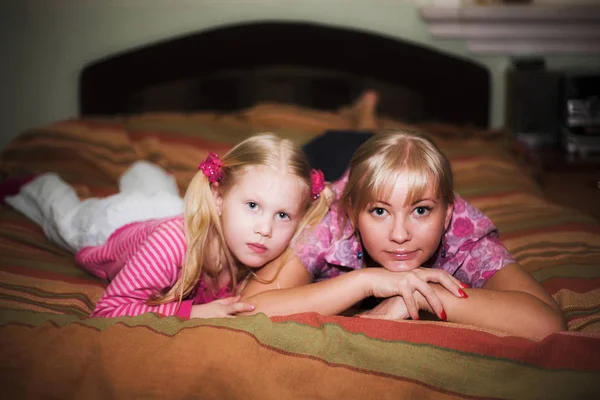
[248,243,267,254]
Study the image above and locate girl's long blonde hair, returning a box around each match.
[341,130,454,228]
[149,133,333,305]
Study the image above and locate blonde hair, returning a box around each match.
[149,133,333,305]
[341,130,454,228]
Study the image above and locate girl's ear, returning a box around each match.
[444,202,454,231]
[211,182,223,216]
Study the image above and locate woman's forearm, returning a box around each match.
[421,285,567,340]
[239,269,371,317]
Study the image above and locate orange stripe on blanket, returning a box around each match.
[0,270,103,296]
[0,290,94,317]
[457,190,540,203]
[568,314,600,333]
[513,250,600,271]
[0,264,106,288]
[501,224,600,240]
[271,313,600,371]
[127,129,236,148]
[543,277,600,295]
[556,288,600,313]
[0,299,69,315]
[0,271,101,315]
[53,118,129,133]
[0,236,57,255]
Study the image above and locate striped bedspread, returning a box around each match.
[0,105,599,399]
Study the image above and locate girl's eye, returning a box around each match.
[414,206,431,216]
[276,212,291,221]
[247,202,259,211]
[370,207,387,217]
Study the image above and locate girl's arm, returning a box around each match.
[239,255,465,319]
[190,296,255,318]
[415,263,567,340]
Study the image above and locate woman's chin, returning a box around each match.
[380,262,420,273]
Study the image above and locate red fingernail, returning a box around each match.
[459,289,468,298]
[440,310,447,321]
[413,315,420,320]
[460,282,471,289]
[354,315,362,318]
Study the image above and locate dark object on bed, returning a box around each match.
[303,130,374,181]
[80,21,490,127]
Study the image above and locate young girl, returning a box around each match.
[6,134,333,319]
[240,130,566,340]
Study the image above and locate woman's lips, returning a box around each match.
[386,250,417,261]
[248,243,267,254]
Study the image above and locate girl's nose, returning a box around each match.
[254,217,272,238]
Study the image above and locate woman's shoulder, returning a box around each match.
[437,194,513,287]
[450,194,497,238]
[292,200,361,274]
[300,200,351,245]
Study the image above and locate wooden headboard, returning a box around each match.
[80,21,490,127]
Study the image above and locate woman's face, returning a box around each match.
[356,171,453,272]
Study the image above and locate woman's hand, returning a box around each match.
[363,267,466,321]
[190,296,256,319]
[358,296,410,321]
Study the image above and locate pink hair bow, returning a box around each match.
[198,152,224,183]
[311,169,326,200]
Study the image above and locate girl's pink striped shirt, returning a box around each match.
[76,216,231,318]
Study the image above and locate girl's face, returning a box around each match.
[356,171,453,272]
[214,165,308,269]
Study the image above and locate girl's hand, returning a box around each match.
[358,296,410,321]
[190,296,256,319]
[364,267,465,321]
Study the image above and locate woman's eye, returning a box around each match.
[370,207,387,217]
[414,206,431,216]
[247,202,258,210]
[276,212,291,221]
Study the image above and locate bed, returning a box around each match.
[1,21,599,399]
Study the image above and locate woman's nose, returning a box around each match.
[389,218,411,243]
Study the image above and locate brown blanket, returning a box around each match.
[1,105,599,399]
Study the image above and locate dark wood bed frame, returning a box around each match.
[79,21,490,127]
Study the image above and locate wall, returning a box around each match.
[1,0,599,149]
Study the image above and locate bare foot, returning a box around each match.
[339,90,379,130]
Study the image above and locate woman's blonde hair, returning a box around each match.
[149,133,333,305]
[341,130,454,228]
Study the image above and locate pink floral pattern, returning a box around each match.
[452,217,475,237]
[292,171,515,288]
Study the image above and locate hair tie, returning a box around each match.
[198,152,224,183]
[311,169,326,200]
